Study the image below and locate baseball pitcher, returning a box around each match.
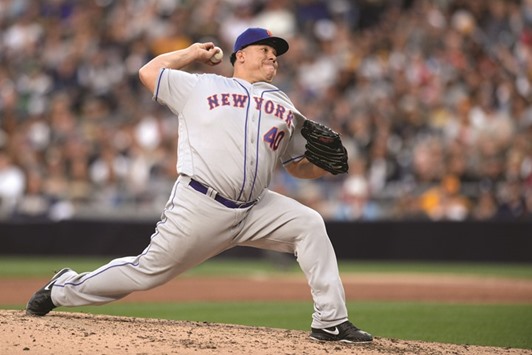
[26,27,372,344]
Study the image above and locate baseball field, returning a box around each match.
[1,256,531,354]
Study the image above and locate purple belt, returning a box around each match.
[188,179,255,209]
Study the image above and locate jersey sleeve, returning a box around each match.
[153,68,199,114]
[281,110,307,165]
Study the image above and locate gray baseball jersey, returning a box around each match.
[157,70,306,202]
[50,70,349,329]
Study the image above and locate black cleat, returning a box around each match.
[26,268,72,316]
[310,320,373,343]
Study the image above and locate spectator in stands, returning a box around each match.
[0,148,26,217]
[470,187,498,221]
[418,175,471,221]
[13,167,50,220]
[333,157,383,220]
[495,179,527,219]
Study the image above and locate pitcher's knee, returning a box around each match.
[295,208,326,235]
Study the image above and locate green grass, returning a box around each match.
[1,256,532,279]
[2,257,532,349]
[0,256,295,278]
[359,302,532,349]
[0,256,112,277]
[337,261,532,279]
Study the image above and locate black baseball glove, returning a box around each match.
[301,119,348,175]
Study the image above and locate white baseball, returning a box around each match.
[210,47,223,64]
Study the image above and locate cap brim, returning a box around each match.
[253,37,289,56]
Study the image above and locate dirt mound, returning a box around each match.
[1,310,529,355]
[3,273,531,354]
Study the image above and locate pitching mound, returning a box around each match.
[1,310,529,355]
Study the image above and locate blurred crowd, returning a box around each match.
[1,0,532,222]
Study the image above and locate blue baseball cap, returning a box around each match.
[230,27,289,65]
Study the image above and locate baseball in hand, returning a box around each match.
[210,47,223,64]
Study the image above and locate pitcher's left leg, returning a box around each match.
[236,190,348,328]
